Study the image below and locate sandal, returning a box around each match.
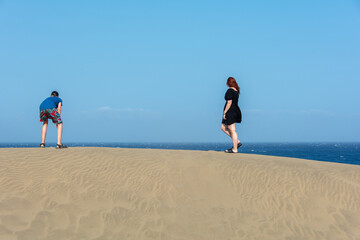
[56,144,68,149]
[225,148,236,153]
[40,143,45,148]
[237,142,242,148]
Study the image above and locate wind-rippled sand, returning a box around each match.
[0,147,359,240]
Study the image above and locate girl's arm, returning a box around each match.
[58,102,62,115]
[223,100,232,119]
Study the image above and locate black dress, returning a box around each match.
[222,88,242,125]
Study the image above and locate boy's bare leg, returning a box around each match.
[56,123,63,145]
[41,122,48,143]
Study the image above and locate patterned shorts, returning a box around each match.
[40,108,62,124]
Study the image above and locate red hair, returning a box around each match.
[227,77,240,93]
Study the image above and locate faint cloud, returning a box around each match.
[93,107,162,119]
[76,106,162,122]
[96,106,152,113]
[97,106,112,111]
[244,109,335,116]
[297,109,334,116]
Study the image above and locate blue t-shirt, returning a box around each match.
[40,97,63,110]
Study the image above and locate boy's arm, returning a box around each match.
[58,102,62,115]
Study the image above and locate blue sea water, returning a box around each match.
[1,142,359,166]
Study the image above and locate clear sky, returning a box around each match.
[0,0,359,143]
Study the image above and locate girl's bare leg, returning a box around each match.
[221,124,240,145]
[227,124,239,152]
[56,123,63,145]
[41,122,48,143]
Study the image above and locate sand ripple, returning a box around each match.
[0,148,359,240]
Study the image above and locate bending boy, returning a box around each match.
[39,91,67,149]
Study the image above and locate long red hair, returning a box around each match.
[227,77,240,93]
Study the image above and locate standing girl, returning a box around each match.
[221,77,242,153]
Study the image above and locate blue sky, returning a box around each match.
[0,0,359,143]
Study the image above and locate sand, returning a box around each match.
[0,147,359,240]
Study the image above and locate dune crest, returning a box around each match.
[0,147,359,240]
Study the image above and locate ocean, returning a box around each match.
[1,142,359,166]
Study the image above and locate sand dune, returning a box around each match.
[0,147,359,240]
